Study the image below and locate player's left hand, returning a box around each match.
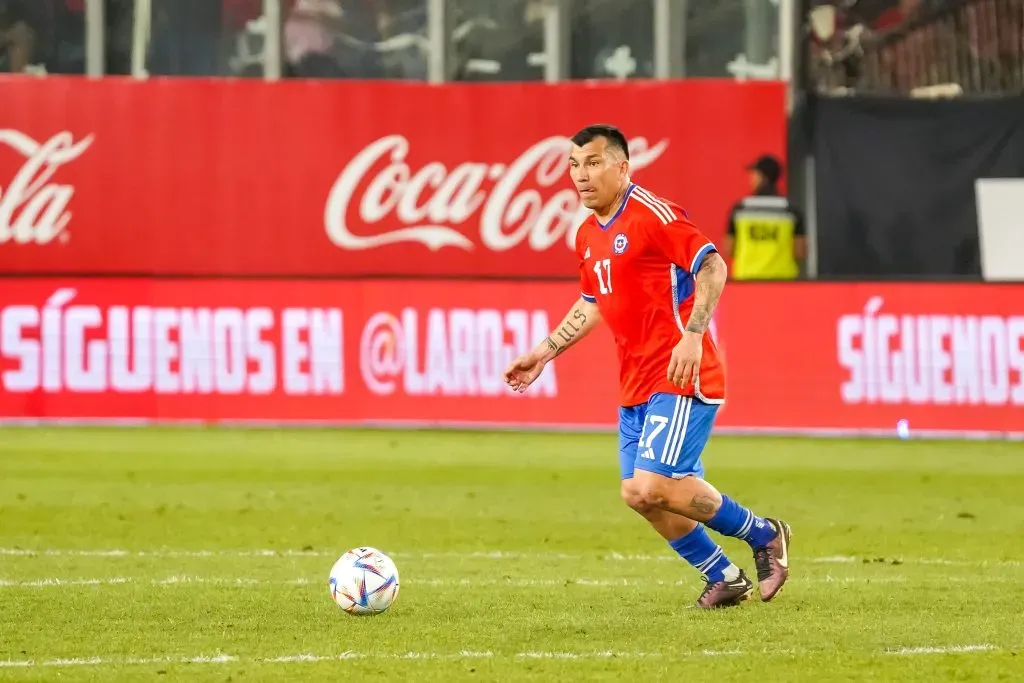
[668,332,702,388]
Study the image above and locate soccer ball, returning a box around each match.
[329,547,400,615]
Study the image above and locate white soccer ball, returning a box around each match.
[329,547,400,615]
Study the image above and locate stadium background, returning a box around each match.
[2,2,1024,680]
[1,0,1021,438]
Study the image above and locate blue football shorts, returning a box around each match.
[618,392,720,480]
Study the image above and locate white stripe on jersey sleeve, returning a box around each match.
[631,185,677,224]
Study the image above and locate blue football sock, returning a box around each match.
[705,495,778,549]
[669,525,737,583]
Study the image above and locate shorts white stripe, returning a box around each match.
[631,190,674,225]
[659,397,683,465]
[633,186,677,223]
[667,397,692,468]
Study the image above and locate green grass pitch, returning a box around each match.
[1,427,1022,681]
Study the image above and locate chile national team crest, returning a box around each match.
[612,232,629,255]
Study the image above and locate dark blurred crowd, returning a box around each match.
[1,0,783,81]
[0,0,657,79]
[7,0,1016,90]
[0,0,140,73]
[808,0,1024,94]
[1,0,85,73]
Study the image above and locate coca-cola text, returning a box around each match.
[0,130,93,246]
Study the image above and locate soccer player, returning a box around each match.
[503,124,792,609]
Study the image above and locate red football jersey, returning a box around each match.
[576,183,726,407]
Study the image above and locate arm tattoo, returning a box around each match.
[685,254,725,334]
[546,307,589,358]
[685,307,711,334]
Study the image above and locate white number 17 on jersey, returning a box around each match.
[594,259,612,294]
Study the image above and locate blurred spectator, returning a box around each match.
[285,0,350,77]
[284,0,426,79]
[0,0,49,73]
[450,0,544,81]
[375,0,427,79]
[1,0,130,75]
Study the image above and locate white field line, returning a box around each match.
[5,574,1023,589]
[0,651,714,668]
[5,415,1024,440]
[0,548,1019,567]
[0,576,851,589]
[887,645,1000,656]
[0,645,1001,669]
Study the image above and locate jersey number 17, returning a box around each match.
[594,259,612,294]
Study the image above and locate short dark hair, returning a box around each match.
[570,124,629,160]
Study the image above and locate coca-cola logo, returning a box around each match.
[0,130,94,246]
[325,134,668,252]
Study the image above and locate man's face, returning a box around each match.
[568,137,628,211]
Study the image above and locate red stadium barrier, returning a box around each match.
[0,77,785,278]
[1,279,1021,438]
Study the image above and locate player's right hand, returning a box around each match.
[503,354,546,393]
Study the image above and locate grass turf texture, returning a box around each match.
[1,427,1022,682]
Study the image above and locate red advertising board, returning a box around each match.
[1,279,1021,438]
[0,77,785,278]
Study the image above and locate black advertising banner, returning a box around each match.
[813,95,1024,278]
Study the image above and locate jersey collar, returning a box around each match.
[597,183,636,231]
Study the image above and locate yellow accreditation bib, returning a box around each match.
[731,196,799,280]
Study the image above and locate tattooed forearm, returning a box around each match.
[685,306,711,334]
[537,300,600,361]
[546,308,589,357]
[685,252,726,334]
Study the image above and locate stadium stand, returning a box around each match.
[809,0,1024,95]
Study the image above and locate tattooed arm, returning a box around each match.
[667,251,726,387]
[503,298,602,392]
[537,298,603,362]
[685,251,727,335]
